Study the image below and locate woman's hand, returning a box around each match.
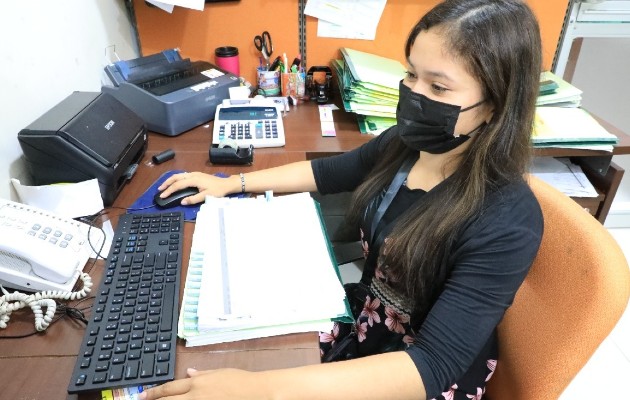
[138,368,268,400]
[157,172,239,205]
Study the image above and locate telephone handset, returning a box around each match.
[0,199,105,293]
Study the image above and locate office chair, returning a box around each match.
[485,175,630,400]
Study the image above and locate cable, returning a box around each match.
[0,272,93,332]
[56,302,89,325]
[0,297,94,339]
[74,204,154,267]
[0,204,176,333]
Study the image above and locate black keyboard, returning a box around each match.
[135,61,212,96]
[67,212,184,394]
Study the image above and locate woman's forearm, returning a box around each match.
[237,160,318,194]
[262,352,426,400]
[139,351,426,400]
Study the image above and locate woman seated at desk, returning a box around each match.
[144,0,544,399]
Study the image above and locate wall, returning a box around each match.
[0,0,139,201]
[131,0,630,228]
[570,38,630,227]
[133,0,569,86]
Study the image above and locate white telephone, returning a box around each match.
[0,199,105,293]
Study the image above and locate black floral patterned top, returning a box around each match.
[311,127,543,398]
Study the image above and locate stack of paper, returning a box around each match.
[177,193,352,347]
[332,48,406,135]
[537,71,582,108]
[531,157,599,198]
[532,106,618,151]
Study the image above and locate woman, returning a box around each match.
[142,0,544,398]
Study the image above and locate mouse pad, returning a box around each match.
[127,170,246,221]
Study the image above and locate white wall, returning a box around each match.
[0,0,138,200]
[570,38,630,227]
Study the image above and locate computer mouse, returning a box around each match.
[154,186,200,209]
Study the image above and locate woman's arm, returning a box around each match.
[158,128,392,205]
[157,160,317,205]
[139,352,426,400]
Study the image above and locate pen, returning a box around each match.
[283,52,288,73]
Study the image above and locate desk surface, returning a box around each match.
[1,101,629,399]
[0,153,319,400]
[145,102,630,159]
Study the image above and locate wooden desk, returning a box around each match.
[145,101,371,158]
[0,101,628,399]
[0,152,319,400]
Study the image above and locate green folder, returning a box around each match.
[312,199,354,324]
[333,48,405,134]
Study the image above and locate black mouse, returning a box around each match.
[154,187,200,209]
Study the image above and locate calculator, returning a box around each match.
[212,103,285,148]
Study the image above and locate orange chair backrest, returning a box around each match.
[485,175,630,400]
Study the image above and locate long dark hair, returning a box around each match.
[347,0,542,319]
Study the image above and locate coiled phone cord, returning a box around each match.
[0,272,92,331]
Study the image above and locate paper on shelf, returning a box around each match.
[537,71,582,107]
[531,157,599,198]
[533,107,618,145]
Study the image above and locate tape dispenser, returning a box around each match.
[209,139,254,165]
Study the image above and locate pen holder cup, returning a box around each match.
[256,67,281,96]
[281,72,306,99]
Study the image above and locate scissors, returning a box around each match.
[254,31,273,68]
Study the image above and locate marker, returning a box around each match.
[290,55,301,71]
[268,56,281,72]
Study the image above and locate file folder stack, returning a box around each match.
[177,193,352,347]
[533,71,617,151]
[532,106,618,151]
[536,71,582,108]
[332,48,406,135]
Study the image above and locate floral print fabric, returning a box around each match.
[319,228,498,399]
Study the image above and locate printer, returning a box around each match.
[102,48,240,136]
[18,91,147,206]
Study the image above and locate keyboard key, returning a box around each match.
[109,365,124,382]
[125,361,139,380]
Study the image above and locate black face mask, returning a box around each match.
[396,80,485,154]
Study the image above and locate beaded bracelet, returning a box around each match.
[239,173,246,193]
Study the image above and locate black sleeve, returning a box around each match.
[311,127,397,194]
[404,183,544,398]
